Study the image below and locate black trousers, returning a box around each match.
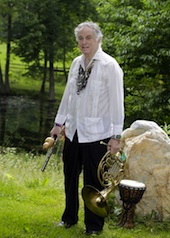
[61,132,109,231]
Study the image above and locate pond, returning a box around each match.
[0,96,59,152]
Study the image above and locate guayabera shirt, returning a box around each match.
[54,47,124,143]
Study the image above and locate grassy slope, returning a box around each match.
[0,43,65,99]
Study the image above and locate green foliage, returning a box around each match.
[1,0,170,126]
[12,0,98,70]
[0,0,99,98]
[97,0,170,127]
[161,122,170,136]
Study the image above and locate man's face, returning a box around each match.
[77,26,100,58]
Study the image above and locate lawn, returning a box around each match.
[0,43,66,100]
[0,147,169,238]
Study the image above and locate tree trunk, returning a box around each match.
[0,63,4,94]
[4,5,12,95]
[48,56,55,101]
[63,46,68,82]
[40,53,48,94]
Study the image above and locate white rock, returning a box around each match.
[117,120,170,221]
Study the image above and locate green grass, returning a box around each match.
[0,147,169,238]
[0,43,66,99]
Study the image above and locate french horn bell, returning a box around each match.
[82,142,126,218]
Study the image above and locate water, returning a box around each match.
[0,96,59,152]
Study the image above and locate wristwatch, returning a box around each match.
[111,135,121,140]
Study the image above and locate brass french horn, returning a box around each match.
[82,141,126,218]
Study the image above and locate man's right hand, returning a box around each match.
[50,125,62,139]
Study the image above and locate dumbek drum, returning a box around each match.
[118,179,146,228]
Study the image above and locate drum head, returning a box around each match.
[119,179,145,189]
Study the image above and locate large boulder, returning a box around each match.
[118,120,170,221]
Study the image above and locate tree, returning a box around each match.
[0,0,16,95]
[97,0,170,126]
[12,0,98,100]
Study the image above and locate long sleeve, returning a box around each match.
[54,48,124,142]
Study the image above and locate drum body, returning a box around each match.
[118,179,146,228]
[119,179,146,205]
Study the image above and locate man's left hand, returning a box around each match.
[107,139,121,154]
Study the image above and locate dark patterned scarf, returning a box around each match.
[76,60,95,95]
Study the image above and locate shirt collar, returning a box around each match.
[80,47,103,67]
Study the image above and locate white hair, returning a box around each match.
[74,21,103,42]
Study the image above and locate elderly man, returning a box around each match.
[50,21,124,235]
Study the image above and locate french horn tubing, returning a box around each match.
[82,141,126,218]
